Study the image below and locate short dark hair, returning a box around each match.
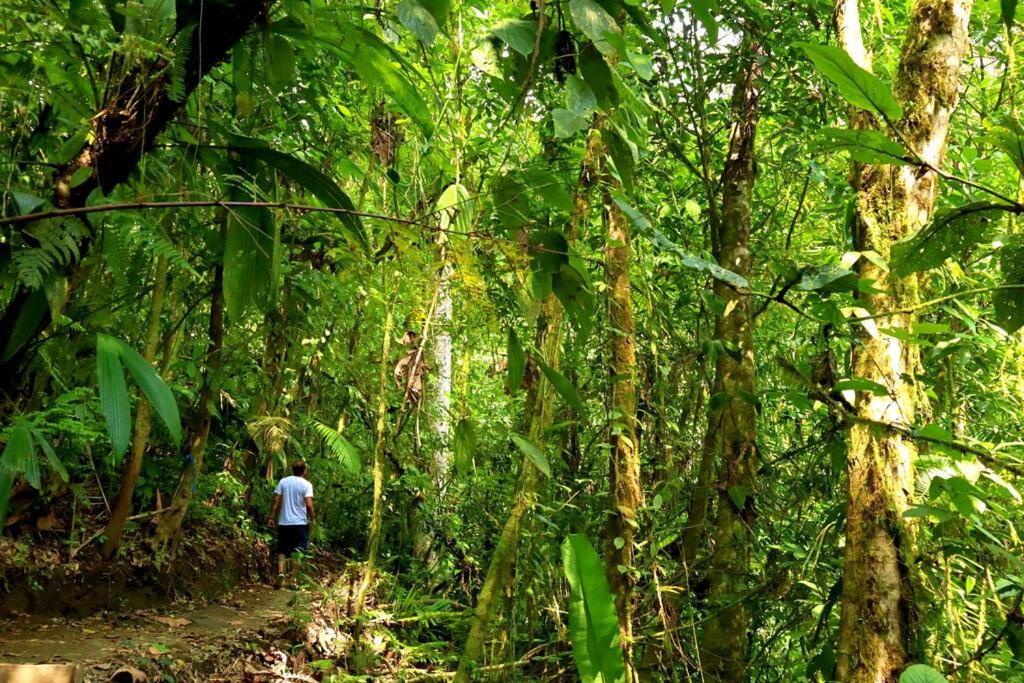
[292,460,307,476]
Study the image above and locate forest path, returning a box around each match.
[0,581,305,681]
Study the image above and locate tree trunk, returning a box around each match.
[602,190,644,666]
[0,0,271,390]
[453,127,603,682]
[353,297,396,616]
[101,254,171,559]
[835,1,973,680]
[149,218,227,552]
[700,40,762,683]
[430,253,454,491]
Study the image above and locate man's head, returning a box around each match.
[292,460,307,477]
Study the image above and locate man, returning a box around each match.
[267,460,314,588]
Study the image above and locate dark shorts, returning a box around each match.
[276,524,309,557]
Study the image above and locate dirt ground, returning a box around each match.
[0,582,306,682]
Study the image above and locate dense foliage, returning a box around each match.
[2,0,1024,680]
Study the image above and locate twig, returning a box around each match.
[70,508,166,557]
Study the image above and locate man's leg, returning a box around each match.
[275,553,286,588]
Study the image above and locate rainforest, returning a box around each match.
[1,0,1023,681]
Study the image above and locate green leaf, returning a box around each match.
[97,333,131,457]
[1,288,47,363]
[990,117,1024,173]
[492,19,537,56]
[453,417,476,474]
[834,377,890,396]
[553,109,589,138]
[890,203,1003,277]
[264,33,296,90]
[313,421,360,474]
[796,43,903,121]
[567,74,597,117]
[31,427,68,483]
[812,128,911,165]
[350,30,435,136]
[994,235,1024,332]
[2,419,39,490]
[115,337,182,446]
[649,229,749,288]
[1003,0,1019,33]
[224,137,368,252]
[899,664,948,683]
[397,0,439,45]
[579,43,618,110]
[689,0,719,43]
[797,264,859,293]
[507,329,525,393]
[524,169,574,214]
[569,0,621,58]
[223,202,276,321]
[561,533,626,683]
[537,360,585,414]
[727,485,747,510]
[512,434,551,478]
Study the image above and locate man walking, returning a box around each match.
[267,460,314,588]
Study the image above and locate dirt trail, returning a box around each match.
[0,582,305,681]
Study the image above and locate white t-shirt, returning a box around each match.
[275,475,313,526]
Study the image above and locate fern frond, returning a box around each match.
[149,231,198,278]
[312,420,360,474]
[166,28,192,103]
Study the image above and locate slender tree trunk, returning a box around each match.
[700,39,762,683]
[430,251,454,491]
[150,218,227,552]
[453,127,603,682]
[602,189,644,665]
[101,254,171,559]
[835,1,973,681]
[353,298,396,616]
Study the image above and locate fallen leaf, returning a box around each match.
[149,615,191,628]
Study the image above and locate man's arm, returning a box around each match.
[304,496,314,525]
[267,493,281,527]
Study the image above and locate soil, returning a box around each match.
[0,581,309,682]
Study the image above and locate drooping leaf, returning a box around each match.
[899,664,948,683]
[507,329,525,393]
[562,533,627,683]
[689,0,719,43]
[512,434,551,477]
[1003,0,1019,34]
[224,137,368,252]
[579,43,618,110]
[453,417,476,474]
[797,264,858,293]
[833,377,890,396]
[223,202,276,321]
[889,203,1004,277]
[569,0,621,58]
[796,43,903,121]
[812,128,911,165]
[397,0,439,45]
[492,19,537,56]
[115,337,182,445]
[350,29,435,136]
[994,235,1024,332]
[263,33,296,90]
[1,288,47,363]
[2,419,39,490]
[31,427,68,483]
[649,229,749,288]
[97,333,131,457]
[989,117,1024,172]
[537,359,585,414]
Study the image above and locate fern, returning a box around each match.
[312,420,361,474]
[165,28,192,103]
[12,221,89,289]
[149,230,198,278]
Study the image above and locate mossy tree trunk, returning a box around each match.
[834,1,974,680]
[700,39,762,683]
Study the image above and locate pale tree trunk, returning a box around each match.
[602,190,644,667]
[101,254,171,559]
[150,217,227,552]
[430,252,454,491]
[700,40,762,683]
[834,1,974,680]
[453,128,603,682]
[353,297,396,616]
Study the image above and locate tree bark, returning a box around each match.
[602,189,644,666]
[699,39,762,683]
[0,0,271,390]
[101,254,171,559]
[835,1,974,680]
[430,253,454,491]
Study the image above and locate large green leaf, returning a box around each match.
[650,229,749,288]
[491,19,537,56]
[263,33,296,90]
[796,43,903,121]
[115,337,182,445]
[1,288,47,362]
[453,417,476,474]
[890,203,1003,277]
[313,421,361,474]
[350,29,435,136]
[31,427,68,483]
[223,202,276,321]
[812,128,911,165]
[994,236,1024,332]
[225,137,367,252]
[990,117,1024,173]
[562,533,626,683]
[507,328,526,393]
[97,333,131,456]
[511,434,551,478]
[397,0,439,45]
[899,664,947,683]
[3,418,39,490]
[537,359,585,414]
[569,0,621,58]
